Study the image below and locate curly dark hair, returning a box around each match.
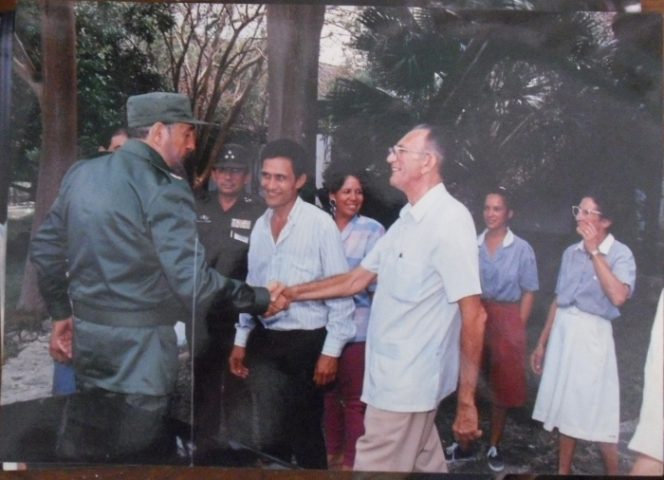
[322,165,368,194]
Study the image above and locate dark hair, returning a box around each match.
[111,127,128,137]
[102,125,127,140]
[127,123,180,140]
[582,186,617,223]
[127,126,151,140]
[485,186,512,211]
[323,166,367,194]
[259,138,307,178]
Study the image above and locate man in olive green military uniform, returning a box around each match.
[193,143,265,447]
[30,92,277,413]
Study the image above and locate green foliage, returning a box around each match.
[74,1,169,155]
[321,6,661,254]
[11,0,169,171]
[11,1,41,184]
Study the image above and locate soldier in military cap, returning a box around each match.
[193,143,266,449]
[30,93,278,414]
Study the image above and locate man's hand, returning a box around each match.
[453,295,485,449]
[229,345,249,379]
[264,281,290,317]
[313,354,338,386]
[452,402,482,449]
[49,317,73,363]
[267,281,286,301]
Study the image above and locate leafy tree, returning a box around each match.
[73,1,170,154]
[12,0,168,176]
[320,6,661,270]
[154,2,267,188]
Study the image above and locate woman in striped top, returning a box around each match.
[321,167,385,470]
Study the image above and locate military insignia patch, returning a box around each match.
[231,218,252,229]
[231,232,250,244]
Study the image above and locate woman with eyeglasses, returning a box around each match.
[530,190,636,475]
[320,166,385,470]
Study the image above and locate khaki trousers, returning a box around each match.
[353,405,448,473]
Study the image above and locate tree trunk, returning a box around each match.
[266,3,324,181]
[16,0,77,317]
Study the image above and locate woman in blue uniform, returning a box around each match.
[477,187,539,471]
[531,190,636,475]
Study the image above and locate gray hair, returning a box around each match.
[411,123,448,162]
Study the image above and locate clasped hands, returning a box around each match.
[264,281,292,317]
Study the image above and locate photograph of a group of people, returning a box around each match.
[1,0,662,476]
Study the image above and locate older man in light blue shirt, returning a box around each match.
[282,125,487,473]
[230,139,355,469]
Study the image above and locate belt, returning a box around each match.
[73,301,179,328]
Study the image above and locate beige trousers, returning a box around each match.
[353,405,448,473]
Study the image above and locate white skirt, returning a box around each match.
[532,306,619,443]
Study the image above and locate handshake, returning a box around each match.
[264,281,293,317]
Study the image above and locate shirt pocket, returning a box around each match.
[275,251,319,284]
[383,257,425,303]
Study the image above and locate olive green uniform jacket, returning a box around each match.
[30,140,269,396]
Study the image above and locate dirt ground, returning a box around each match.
[437,278,662,476]
[2,278,660,475]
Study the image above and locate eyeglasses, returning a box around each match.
[572,205,602,217]
[216,166,247,174]
[387,146,430,158]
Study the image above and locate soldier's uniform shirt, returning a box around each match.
[192,190,266,443]
[195,192,266,282]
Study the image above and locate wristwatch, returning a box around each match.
[589,249,600,257]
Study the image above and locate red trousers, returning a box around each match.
[324,341,366,468]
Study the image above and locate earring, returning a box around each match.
[329,198,337,218]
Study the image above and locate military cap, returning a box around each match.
[213,144,251,169]
[127,92,211,128]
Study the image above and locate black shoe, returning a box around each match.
[486,445,505,472]
[444,442,475,462]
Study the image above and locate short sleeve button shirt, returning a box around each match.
[478,228,539,303]
[360,183,481,412]
[555,233,636,320]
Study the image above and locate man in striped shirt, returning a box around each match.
[229,139,355,469]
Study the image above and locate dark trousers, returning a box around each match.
[246,325,328,470]
[193,319,253,447]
